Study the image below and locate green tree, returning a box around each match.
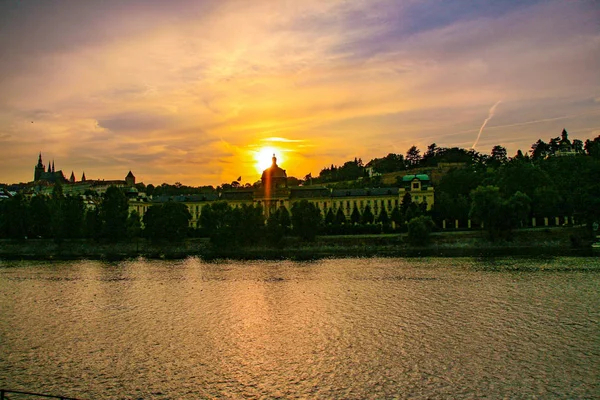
[266,207,287,247]
[377,208,390,225]
[400,192,412,217]
[100,186,129,242]
[469,185,507,240]
[405,145,421,167]
[334,207,347,225]
[324,208,335,225]
[63,195,85,239]
[143,202,192,242]
[361,205,374,224]
[277,206,291,232]
[50,183,66,243]
[127,210,142,239]
[407,215,434,246]
[28,195,51,238]
[489,145,508,165]
[1,193,28,239]
[507,191,531,228]
[84,207,102,240]
[390,206,402,228]
[291,200,321,241]
[350,206,361,224]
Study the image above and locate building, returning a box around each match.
[33,153,67,184]
[129,156,435,226]
[31,153,137,195]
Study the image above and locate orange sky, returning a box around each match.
[0,0,599,186]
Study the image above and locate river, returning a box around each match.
[1,257,598,399]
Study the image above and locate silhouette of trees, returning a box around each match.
[100,186,129,242]
[143,201,191,242]
[405,146,421,167]
[350,206,361,224]
[407,216,434,245]
[29,195,51,238]
[291,200,321,241]
[490,145,508,165]
[361,205,374,224]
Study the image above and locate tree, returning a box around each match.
[277,206,291,232]
[230,203,264,245]
[144,202,192,242]
[291,200,322,241]
[490,145,508,165]
[50,183,66,243]
[531,139,549,160]
[407,216,434,245]
[266,206,290,246]
[127,210,142,240]
[266,209,286,246]
[324,208,335,225]
[400,192,412,217]
[350,206,361,224]
[84,207,102,240]
[585,135,600,159]
[29,195,51,238]
[161,202,192,241]
[100,186,129,242]
[390,206,402,228]
[423,143,439,163]
[334,208,347,225]
[361,205,374,224]
[507,191,531,228]
[405,146,421,167]
[1,193,28,239]
[469,185,505,240]
[377,208,390,225]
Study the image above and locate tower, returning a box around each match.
[125,171,136,186]
[34,152,45,181]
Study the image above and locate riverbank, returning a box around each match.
[0,226,595,261]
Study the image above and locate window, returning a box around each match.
[324,202,328,209]
[412,182,420,190]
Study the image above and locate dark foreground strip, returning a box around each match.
[0,389,81,400]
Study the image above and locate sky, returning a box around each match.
[0,0,599,186]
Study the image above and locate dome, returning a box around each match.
[261,155,287,186]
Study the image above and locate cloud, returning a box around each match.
[0,0,599,184]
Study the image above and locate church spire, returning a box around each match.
[52,160,55,173]
[81,171,86,182]
[69,171,75,183]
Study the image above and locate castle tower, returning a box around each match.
[125,171,136,186]
[34,152,45,181]
[69,171,76,183]
[81,172,86,182]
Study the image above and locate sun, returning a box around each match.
[254,146,283,174]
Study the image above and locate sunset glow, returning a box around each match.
[0,1,598,186]
[254,147,284,175]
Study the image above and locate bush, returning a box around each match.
[407,216,434,246]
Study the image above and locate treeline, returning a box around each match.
[0,185,135,242]
[432,135,600,239]
[313,132,600,185]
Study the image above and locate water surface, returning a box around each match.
[1,257,598,399]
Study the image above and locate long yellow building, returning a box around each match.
[129,156,434,226]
